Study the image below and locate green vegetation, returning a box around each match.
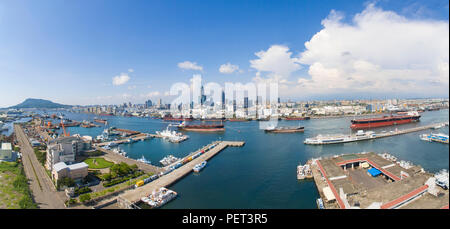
[33,147,46,166]
[56,177,75,190]
[101,162,142,187]
[89,173,150,200]
[0,162,37,209]
[74,186,92,196]
[84,157,114,169]
[79,193,91,203]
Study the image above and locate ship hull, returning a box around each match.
[265,129,304,133]
[284,117,310,120]
[351,116,420,129]
[179,128,225,132]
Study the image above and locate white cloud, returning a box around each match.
[178,61,203,71]
[295,3,449,96]
[250,45,301,82]
[219,63,240,74]
[112,73,130,86]
[127,85,137,90]
[128,68,134,73]
[142,91,160,98]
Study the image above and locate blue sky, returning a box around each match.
[0,0,448,107]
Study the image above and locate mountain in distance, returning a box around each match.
[8,98,72,109]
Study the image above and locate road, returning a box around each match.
[14,124,66,209]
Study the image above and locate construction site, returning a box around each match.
[310,152,449,209]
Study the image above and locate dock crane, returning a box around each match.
[60,120,70,137]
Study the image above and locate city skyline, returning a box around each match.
[0,0,449,107]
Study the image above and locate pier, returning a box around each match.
[305,121,448,145]
[95,132,188,147]
[116,140,245,208]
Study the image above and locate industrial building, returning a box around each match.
[45,135,92,171]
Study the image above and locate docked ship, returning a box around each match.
[156,126,189,143]
[162,114,193,122]
[94,118,107,124]
[297,164,312,180]
[264,126,304,133]
[159,155,180,166]
[420,133,449,144]
[304,130,376,145]
[284,116,310,120]
[141,187,177,208]
[137,155,151,164]
[350,111,420,129]
[177,121,225,132]
[193,161,207,173]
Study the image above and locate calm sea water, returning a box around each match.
[35,109,449,209]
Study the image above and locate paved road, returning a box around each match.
[14,124,66,209]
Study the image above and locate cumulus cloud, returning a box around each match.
[219,63,240,74]
[178,61,203,71]
[250,45,301,82]
[295,3,449,96]
[112,73,130,86]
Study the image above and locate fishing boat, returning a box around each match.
[193,161,207,173]
[137,155,151,164]
[159,155,179,166]
[141,187,177,208]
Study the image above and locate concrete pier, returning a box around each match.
[117,140,245,208]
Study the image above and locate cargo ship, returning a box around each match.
[227,118,250,122]
[350,111,420,129]
[264,126,304,133]
[177,121,225,132]
[162,114,193,122]
[94,119,107,124]
[284,116,310,120]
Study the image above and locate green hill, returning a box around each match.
[9,98,72,109]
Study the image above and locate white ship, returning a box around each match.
[141,187,177,208]
[304,130,375,145]
[159,155,179,166]
[137,155,151,164]
[156,125,189,143]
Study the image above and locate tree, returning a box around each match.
[79,193,91,203]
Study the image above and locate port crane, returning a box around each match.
[60,120,70,137]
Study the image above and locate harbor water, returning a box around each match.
[42,109,449,208]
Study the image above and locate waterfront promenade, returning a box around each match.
[117,140,245,208]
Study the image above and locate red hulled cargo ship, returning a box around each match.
[163,115,193,122]
[350,111,420,129]
[284,116,310,120]
[177,121,225,132]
